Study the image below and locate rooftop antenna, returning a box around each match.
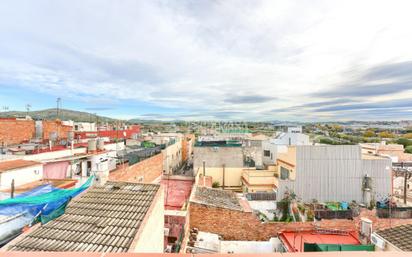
[25,104,31,117]
[56,97,61,119]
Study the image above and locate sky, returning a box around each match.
[0,0,412,121]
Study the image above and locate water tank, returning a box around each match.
[35,121,43,139]
[67,131,74,141]
[363,175,372,190]
[97,138,105,150]
[49,132,58,141]
[88,139,97,152]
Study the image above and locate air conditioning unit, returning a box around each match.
[360,218,372,237]
[164,228,170,236]
[371,233,386,249]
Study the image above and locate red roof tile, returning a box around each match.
[0,160,42,173]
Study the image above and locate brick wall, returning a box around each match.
[42,120,73,140]
[109,153,163,183]
[189,203,412,241]
[0,118,35,145]
[182,134,195,162]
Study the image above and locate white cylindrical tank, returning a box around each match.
[88,139,97,152]
[97,138,105,151]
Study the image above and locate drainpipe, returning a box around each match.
[403,162,408,204]
[222,164,225,189]
[203,161,206,176]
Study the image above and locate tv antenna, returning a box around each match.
[56,97,62,119]
[25,104,31,117]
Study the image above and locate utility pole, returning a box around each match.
[2,106,9,117]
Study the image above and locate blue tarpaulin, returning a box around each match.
[0,176,93,216]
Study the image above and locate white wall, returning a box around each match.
[163,139,183,174]
[104,142,125,152]
[262,142,287,165]
[73,122,96,132]
[22,148,87,161]
[132,188,164,252]
[0,164,43,190]
[220,238,280,253]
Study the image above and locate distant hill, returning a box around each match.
[0,108,116,123]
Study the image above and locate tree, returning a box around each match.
[396,138,412,148]
[363,130,375,137]
[403,133,412,139]
[379,131,394,138]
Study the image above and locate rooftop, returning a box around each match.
[362,154,389,160]
[191,186,242,211]
[194,140,242,147]
[0,252,411,257]
[161,177,193,210]
[375,224,412,251]
[0,159,42,173]
[279,229,360,252]
[7,181,160,253]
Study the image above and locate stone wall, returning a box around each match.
[109,153,163,183]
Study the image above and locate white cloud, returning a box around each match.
[0,0,412,120]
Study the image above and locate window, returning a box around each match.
[280,166,290,180]
[264,150,270,157]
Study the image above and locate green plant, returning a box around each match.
[212,181,220,188]
[306,209,315,221]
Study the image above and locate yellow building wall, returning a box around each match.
[131,188,164,253]
[203,167,243,187]
[277,146,297,181]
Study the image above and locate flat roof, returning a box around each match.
[361,154,388,160]
[160,178,193,210]
[279,230,360,252]
[0,159,42,173]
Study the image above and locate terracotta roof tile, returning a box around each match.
[375,224,412,251]
[0,159,42,173]
[191,186,242,211]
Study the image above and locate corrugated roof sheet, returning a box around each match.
[375,224,412,251]
[0,159,42,173]
[191,186,242,211]
[7,181,160,253]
